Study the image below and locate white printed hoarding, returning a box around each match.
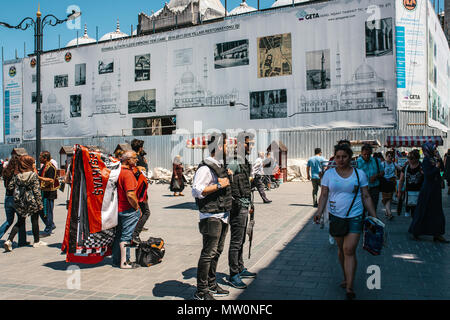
[395,0,428,111]
[14,0,397,139]
[3,59,23,144]
[426,0,449,132]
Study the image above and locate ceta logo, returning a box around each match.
[9,66,16,77]
[65,52,72,62]
[403,0,417,11]
[296,9,319,21]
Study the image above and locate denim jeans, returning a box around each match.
[43,198,55,234]
[0,196,26,244]
[197,217,229,293]
[112,208,140,266]
[228,202,249,277]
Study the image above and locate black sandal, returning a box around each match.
[346,289,356,300]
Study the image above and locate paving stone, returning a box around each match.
[0,182,448,300]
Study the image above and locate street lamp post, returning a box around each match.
[1,7,81,159]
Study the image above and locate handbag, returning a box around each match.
[406,191,419,206]
[329,169,360,237]
[363,216,386,256]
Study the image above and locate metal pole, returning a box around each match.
[35,13,42,160]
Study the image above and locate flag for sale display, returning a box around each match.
[62,145,121,264]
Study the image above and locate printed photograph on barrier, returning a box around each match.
[306,50,331,90]
[250,89,287,120]
[214,39,249,69]
[128,89,156,114]
[75,63,86,86]
[70,94,82,117]
[257,33,292,78]
[174,48,193,67]
[99,59,114,74]
[135,54,151,81]
[54,74,68,88]
[366,17,393,57]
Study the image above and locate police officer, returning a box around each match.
[192,132,233,300]
[226,132,257,289]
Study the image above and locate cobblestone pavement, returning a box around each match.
[0,181,448,300]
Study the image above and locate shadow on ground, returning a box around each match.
[234,196,450,300]
[163,202,198,210]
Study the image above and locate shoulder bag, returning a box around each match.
[404,165,420,207]
[329,169,360,237]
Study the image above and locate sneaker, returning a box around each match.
[4,240,12,252]
[40,232,51,238]
[208,284,229,297]
[193,291,215,300]
[227,274,247,289]
[33,241,47,248]
[239,268,257,279]
[329,235,335,245]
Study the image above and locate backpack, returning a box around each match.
[13,175,40,217]
[135,237,165,267]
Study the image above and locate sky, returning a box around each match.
[0,0,446,143]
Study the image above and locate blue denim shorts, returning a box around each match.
[118,208,140,242]
[329,214,364,235]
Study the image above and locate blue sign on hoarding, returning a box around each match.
[396,26,406,89]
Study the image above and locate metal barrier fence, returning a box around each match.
[0,112,447,170]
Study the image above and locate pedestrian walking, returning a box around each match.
[252,152,271,203]
[307,148,326,207]
[314,144,378,300]
[444,149,450,195]
[408,143,449,243]
[170,155,186,196]
[111,151,142,269]
[226,132,257,290]
[0,155,27,246]
[192,132,232,300]
[38,151,58,237]
[356,144,384,214]
[397,149,423,218]
[4,156,46,252]
[380,151,396,220]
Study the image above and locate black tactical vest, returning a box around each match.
[195,159,233,214]
[229,157,252,200]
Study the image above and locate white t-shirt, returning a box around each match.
[321,168,369,218]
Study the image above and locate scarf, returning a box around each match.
[62,145,121,264]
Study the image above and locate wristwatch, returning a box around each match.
[217,182,222,190]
